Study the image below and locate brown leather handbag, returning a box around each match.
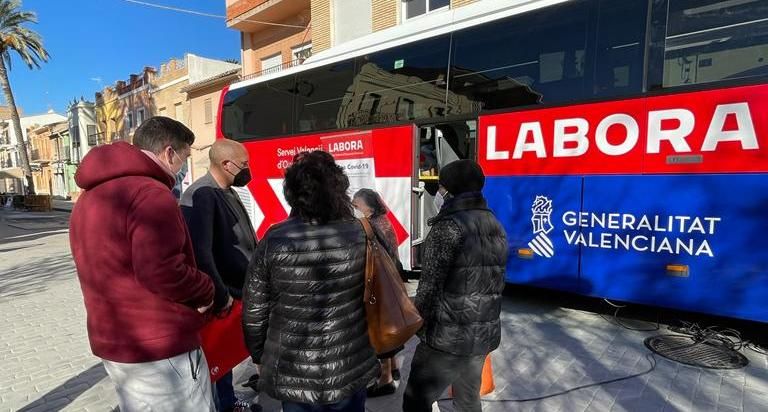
[359,218,424,354]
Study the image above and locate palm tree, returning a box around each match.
[0,0,49,194]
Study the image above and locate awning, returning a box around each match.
[0,167,24,179]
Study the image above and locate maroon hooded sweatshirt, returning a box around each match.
[70,142,214,363]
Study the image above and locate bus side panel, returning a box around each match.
[579,174,768,322]
[484,175,585,293]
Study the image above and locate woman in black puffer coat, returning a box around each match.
[242,151,379,412]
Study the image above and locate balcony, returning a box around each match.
[53,147,71,162]
[240,58,306,82]
[226,0,309,33]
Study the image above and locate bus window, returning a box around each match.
[448,0,590,112]
[662,0,768,87]
[592,0,647,97]
[348,35,451,127]
[222,76,296,140]
[294,60,358,133]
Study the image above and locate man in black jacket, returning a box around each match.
[181,139,259,412]
[403,159,509,412]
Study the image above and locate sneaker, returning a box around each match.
[366,381,397,398]
[242,373,260,392]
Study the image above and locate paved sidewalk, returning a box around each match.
[2,208,768,411]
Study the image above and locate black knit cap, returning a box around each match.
[438,159,485,195]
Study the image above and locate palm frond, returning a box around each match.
[0,0,48,70]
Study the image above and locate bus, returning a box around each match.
[218,0,768,323]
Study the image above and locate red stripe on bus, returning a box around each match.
[478,84,768,176]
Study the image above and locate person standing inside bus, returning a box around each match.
[242,151,380,412]
[181,139,260,412]
[69,117,216,411]
[352,188,403,397]
[403,159,508,412]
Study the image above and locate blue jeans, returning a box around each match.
[281,390,366,412]
[214,371,236,411]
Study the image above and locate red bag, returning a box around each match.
[200,300,250,382]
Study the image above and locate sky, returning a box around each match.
[8,0,240,116]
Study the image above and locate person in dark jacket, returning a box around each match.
[69,117,216,411]
[352,188,402,397]
[403,159,509,412]
[181,139,260,412]
[242,150,380,412]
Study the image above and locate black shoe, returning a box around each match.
[242,373,259,392]
[366,381,397,398]
[392,369,401,381]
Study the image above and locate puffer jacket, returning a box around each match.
[242,217,380,404]
[417,193,508,356]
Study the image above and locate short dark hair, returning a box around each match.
[284,150,353,224]
[132,116,195,153]
[353,188,387,218]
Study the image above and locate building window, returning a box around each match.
[175,103,185,124]
[403,0,449,20]
[71,125,80,146]
[292,43,313,62]
[261,53,283,75]
[137,108,145,126]
[87,125,98,146]
[204,98,213,124]
[126,112,134,130]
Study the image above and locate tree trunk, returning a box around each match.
[0,59,35,194]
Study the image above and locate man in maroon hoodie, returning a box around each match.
[70,117,216,411]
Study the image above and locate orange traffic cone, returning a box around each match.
[448,354,495,397]
[479,354,495,395]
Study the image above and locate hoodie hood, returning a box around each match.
[75,142,176,190]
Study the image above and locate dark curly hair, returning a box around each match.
[353,188,388,218]
[284,150,353,224]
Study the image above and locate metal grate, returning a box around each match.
[645,335,749,370]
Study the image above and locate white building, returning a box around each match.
[67,99,98,164]
[0,110,66,193]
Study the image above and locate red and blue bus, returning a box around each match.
[218,0,768,323]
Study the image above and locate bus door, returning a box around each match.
[411,120,478,270]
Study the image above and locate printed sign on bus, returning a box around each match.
[479,84,768,176]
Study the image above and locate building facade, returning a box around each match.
[182,67,241,182]
[94,85,125,145]
[0,111,66,193]
[67,99,98,164]
[311,0,476,53]
[226,0,312,77]
[116,67,156,142]
[152,54,240,194]
[48,122,72,198]
[152,54,240,129]
[28,123,55,196]
[66,99,98,199]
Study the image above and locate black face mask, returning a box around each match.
[232,167,252,187]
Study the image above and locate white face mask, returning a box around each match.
[353,208,365,219]
[433,191,446,211]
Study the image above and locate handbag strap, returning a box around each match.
[359,218,377,305]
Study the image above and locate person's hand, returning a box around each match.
[222,295,234,313]
[197,300,214,314]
